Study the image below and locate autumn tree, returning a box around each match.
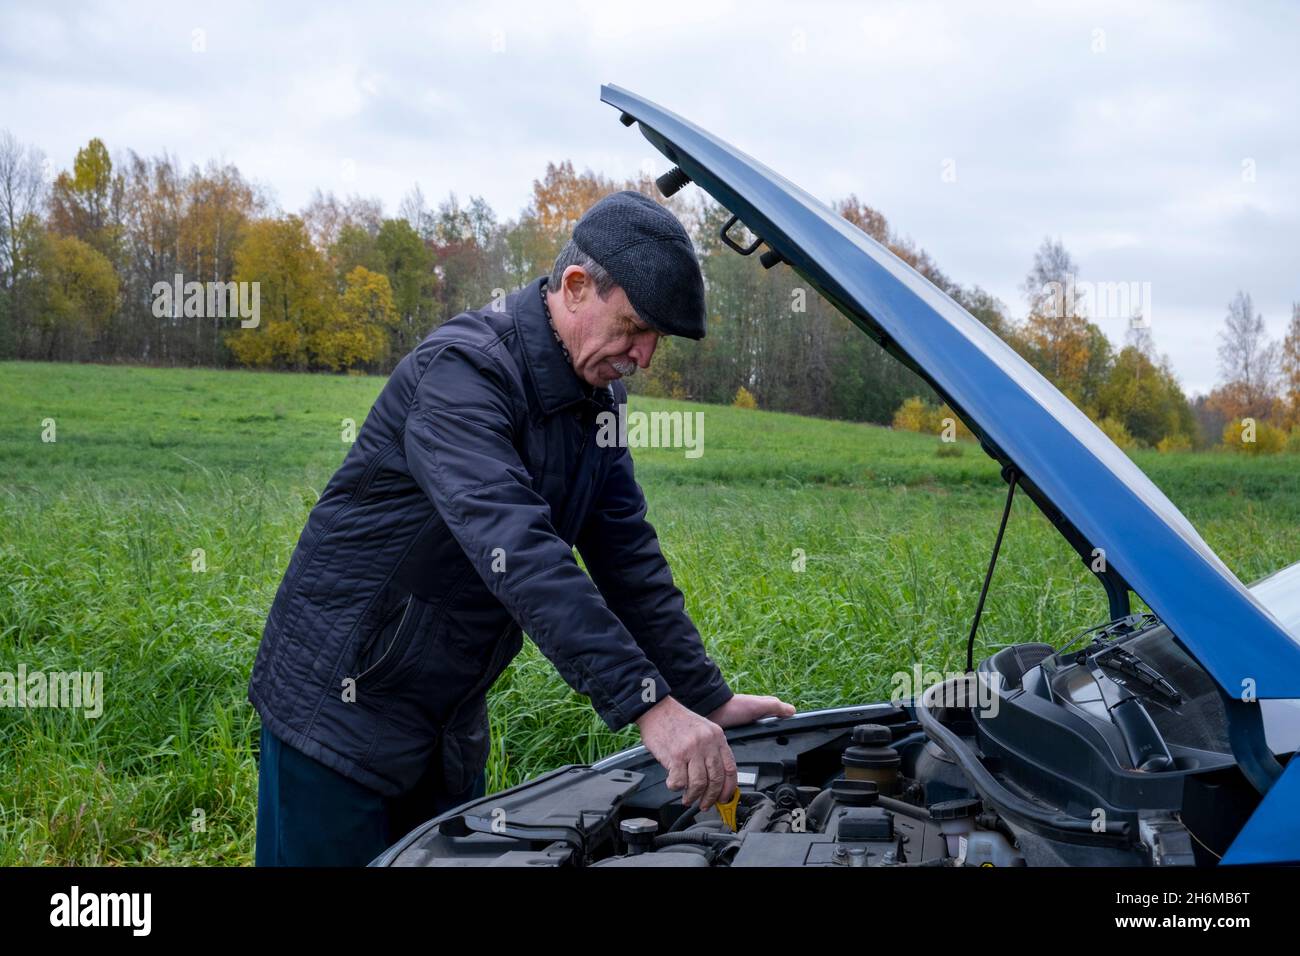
[227,216,336,370]
[398,183,436,241]
[1208,290,1279,424]
[1279,302,1300,428]
[301,190,382,252]
[311,266,398,371]
[375,218,436,354]
[178,161,260,360]
[835,194,890,243]
[31,233,119,360]
[531,160,618,239]
[328,222,383,276]
[119,151,183,360]
[1096,345,1197,447]
[1013,237,1109,409]
[431,191,500,320]
[0,130,48,357]
[112,153,262,364]
[49,138,124,265]
[955,286,1012,339]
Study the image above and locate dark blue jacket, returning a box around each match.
[247,276,733,796]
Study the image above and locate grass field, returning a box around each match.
[2,359,1298,864]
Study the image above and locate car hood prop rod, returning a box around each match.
[967,467,1018,673]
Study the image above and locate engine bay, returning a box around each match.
[373,621,1295,867]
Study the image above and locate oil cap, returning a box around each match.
[830,778,879,807]
[620,817,659,854]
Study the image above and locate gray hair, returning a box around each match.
[549,239,617,298]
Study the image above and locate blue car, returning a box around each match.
[371,85,1300,868]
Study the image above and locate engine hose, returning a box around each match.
[667,802,702,833]
[739,796,777,834]
[805,788,835,832]
[652,831,741,850]
[915,675,1131,845]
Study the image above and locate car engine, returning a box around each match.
[374,619,1296,867]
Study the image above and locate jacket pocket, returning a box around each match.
[355,593,427,689]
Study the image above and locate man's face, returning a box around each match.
[553,266,662,387]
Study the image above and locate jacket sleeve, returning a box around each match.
[575,437,734,720]
[403,341,671,732]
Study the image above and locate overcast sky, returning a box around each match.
[2,0,1296,394]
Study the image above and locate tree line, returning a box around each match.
[2,130,1298,451]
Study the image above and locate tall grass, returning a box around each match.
[1,360,1297,863]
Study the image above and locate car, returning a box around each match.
[369,84,1300,868]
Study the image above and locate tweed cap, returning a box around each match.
[572,190,706,340]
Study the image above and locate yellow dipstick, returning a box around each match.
[716,787,741,832]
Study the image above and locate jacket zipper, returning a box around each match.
[356,595,415,681]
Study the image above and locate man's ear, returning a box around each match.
[561,265,590,310]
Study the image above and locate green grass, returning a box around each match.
[1,360,1298,864]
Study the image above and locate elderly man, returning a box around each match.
[249,190,795,866]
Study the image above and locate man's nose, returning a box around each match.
[631,333,659,368]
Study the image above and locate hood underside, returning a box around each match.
[602,83,1300,701]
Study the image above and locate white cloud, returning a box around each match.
[1,0,1297,394]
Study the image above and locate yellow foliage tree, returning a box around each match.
[892,397,973,440]
[33,233,119,360]
[892,396,932,432]
[531,160,619,238]
[1097,416,1137,449]
[1281,303,1300,429]
[1156,432,1192,453]
[310,266,399,372]
[732,385,758,409]
[227,216,336,370]
[1222,418,1286,454]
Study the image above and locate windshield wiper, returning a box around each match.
[1059,611,1179,704]
[1093,646,1182,705]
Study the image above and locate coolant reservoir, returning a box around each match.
[929,798,978,857]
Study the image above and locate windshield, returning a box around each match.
[1122,627,1231,754]
[1249,560,1300,647]
[1082,559,1300,756]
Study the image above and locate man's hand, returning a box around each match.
[706,693,796,728]
[635,696,738,811]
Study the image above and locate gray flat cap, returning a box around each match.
[572,190,706,340]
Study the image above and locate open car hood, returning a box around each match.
[602,83,1300,703]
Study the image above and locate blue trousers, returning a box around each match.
[255,724,487,866]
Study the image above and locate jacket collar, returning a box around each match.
[513,276,616,417]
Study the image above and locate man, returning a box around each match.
[249,190,795,866]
